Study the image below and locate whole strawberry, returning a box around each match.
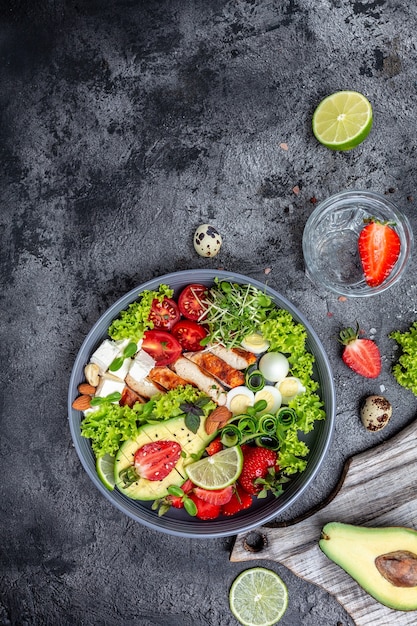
[339,325,381,379]
[238,446,278,495]
[358,218,401,287]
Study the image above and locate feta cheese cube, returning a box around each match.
[128,350,156,383]
[90,340,121,373]
[96,377,125,400]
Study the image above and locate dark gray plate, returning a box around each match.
[68,270,335,538]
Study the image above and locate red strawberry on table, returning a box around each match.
[339,325,381,379]
[358,217,401,287]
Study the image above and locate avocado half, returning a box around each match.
[319,522,417,611]
[114,415,214,501]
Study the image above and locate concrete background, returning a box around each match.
[1,1,417,624]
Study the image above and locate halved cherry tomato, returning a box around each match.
[178,284,208,321]
[142,330,182,366]
[172,320,208,352]
[148,297,180,330]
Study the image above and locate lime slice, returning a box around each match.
[96,453,116,491]
[229,567,288,626]
[186,445,243,490]
[312,90,373,151]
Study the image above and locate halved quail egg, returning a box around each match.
[226,386,254,415]
[275,377,306,405]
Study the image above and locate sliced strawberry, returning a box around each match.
[188,493,221,520]
[205,437,223,456]
[358,218,401,287]
[238,447,278,495]
[193,486,233,506]
[134,441,181,481]
[339,325,381,379]
[222,484,253,516]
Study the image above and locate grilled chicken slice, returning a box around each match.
[148,366,194,391]
[125,373,164,399]
[171,356,227,405]
[184,351,245,388]
[119,386,146,408]
[209,344,257,370]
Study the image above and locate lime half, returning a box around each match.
[186,445,243,490]
[96,453,116,491]
[229,568,288,626]
[312,90,373,150]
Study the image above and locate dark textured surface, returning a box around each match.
[1,1,417,625]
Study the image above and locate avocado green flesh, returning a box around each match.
[114,415,214,500]
[319,522,417,611]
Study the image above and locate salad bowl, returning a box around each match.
[68,270,335,538]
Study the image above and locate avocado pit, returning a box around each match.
[375,550,417,588]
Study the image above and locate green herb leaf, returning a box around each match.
[108,356,124,372]
[90,392,122,406]
[185,412,200,434]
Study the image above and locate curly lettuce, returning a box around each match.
[277,427,309,475]
[81,402,143,458]
[390,322,417,395]
[108,284,173,342]
[81,385,216,457]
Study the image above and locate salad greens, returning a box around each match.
[80,277,328,498]
[81,385,216,457]
[108,284,173,342]
[390,321,417,395]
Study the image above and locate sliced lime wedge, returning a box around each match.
[229,567,288,626]
[96,453,116,491]
[186,445,243,490]
[312,90,373,151]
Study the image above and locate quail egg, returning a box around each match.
[258,352,290,382]
[193,224,222,257]
[360,395,392,432]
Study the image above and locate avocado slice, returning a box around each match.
[114,415,214,500]
[319,522,417,611]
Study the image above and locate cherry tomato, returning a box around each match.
[172,320,208,352]
[142,330,182,366]
[178,284,208,321]
[148,297,180,330]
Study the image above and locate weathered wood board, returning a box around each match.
[230,419,417,626]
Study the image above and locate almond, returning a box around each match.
[78,382,96,395]
[72,394,92,411]
[205,406,232,435]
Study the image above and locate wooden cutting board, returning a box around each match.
[230,419,417,626]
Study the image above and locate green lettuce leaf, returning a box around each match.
[390,322,417,395]
[277,427,309,475]
[108,284,173,342]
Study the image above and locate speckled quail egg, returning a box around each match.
[193,224,223,257]
[360,395,392,432]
